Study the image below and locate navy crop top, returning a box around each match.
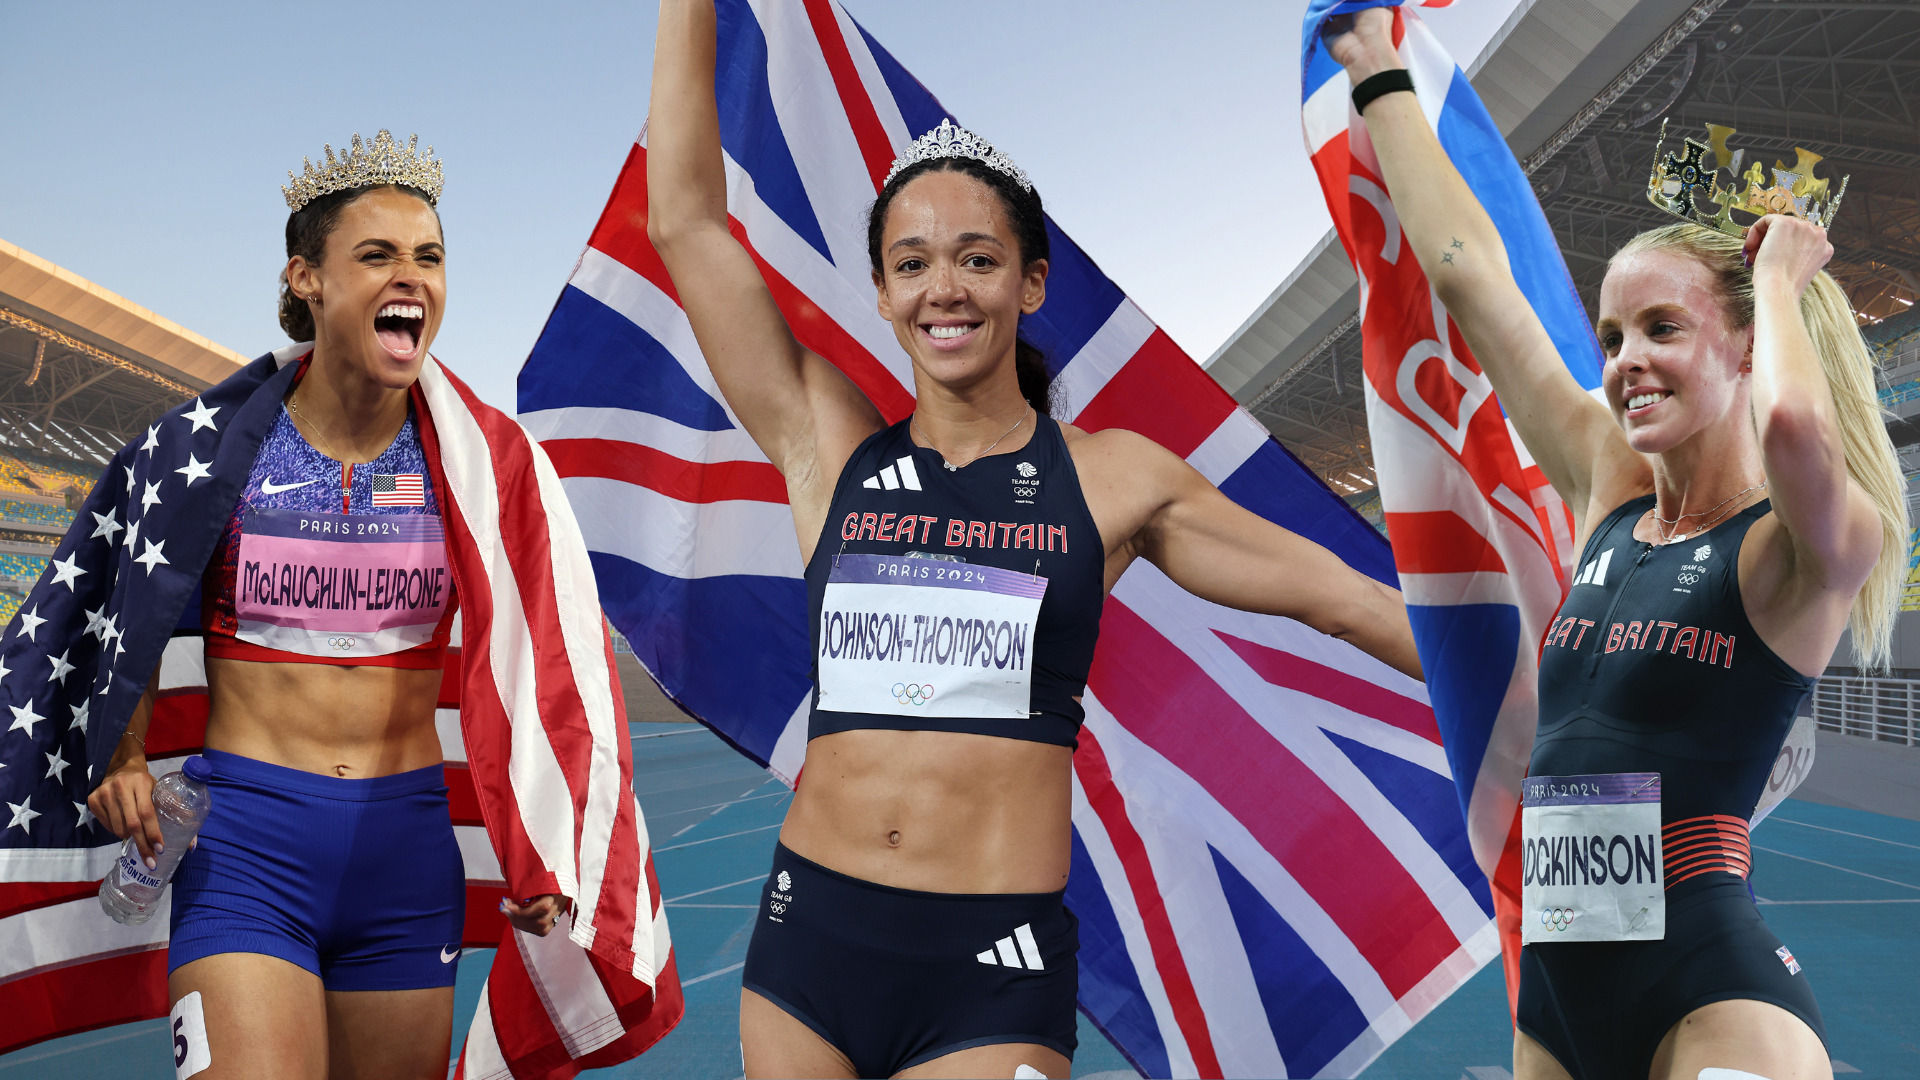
[1533,496,1814,885]
[804,416,1106,747]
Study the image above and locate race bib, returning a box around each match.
[816,553,1045,719]
[235,507,449,658]
[1521,772,1664,944]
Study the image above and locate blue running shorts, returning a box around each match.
[168,749,466,991]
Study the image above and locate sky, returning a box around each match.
[1,0,1523,414]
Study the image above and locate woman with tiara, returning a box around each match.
[1327,8,1902,1079]
[648,3,1425,1077]
[69,133,641,1076]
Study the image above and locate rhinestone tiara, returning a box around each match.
[884,119,1032,193]
[1646,119,1847,238]
[282,130,445,212]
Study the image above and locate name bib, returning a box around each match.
[234,507,450,658]
[817,553,1045,719]
[1521,772,1665,944]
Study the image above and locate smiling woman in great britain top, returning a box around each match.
[1328,7,1905,1080]
[648,5,1425,1078]
[81,133,574,1078]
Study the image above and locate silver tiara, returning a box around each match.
[884,119,1032,193]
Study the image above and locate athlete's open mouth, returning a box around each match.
[921,321,981,348]
[1624,389,1670,413]
[374,302,426,360]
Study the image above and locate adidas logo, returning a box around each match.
[862,455,922,492]
[976,922,1045,971]
[1574,548,1613,587]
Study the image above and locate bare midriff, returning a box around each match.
[203,657,445,779]
[779,728,1074,895]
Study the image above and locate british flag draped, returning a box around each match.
[1299,0,1609,1009]
[517,1,1498,1075]
[0,347,682,1077]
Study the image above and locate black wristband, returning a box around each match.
[1352,69,1415,113]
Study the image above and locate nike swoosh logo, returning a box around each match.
[439,946,460,964]
[259,478,319,495]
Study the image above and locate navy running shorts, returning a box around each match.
[743,843,1078,1077]
[168,749,466,992]
[1518,876,1826,1079]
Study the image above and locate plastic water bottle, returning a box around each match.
[98,756,214,925]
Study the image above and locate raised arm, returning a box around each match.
[1080,431,1423,680]
[648,0,881,530]
[1325,8,1646,529]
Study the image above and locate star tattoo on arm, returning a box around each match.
[1441,236,1465,266]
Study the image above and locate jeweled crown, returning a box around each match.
[282,130,445,212]
[1646,119,1847,237]
[884,119,1032,193]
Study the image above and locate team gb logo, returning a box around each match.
[1016,462,1038,478]
[776,871,792,892]
[1693,543,1712,562]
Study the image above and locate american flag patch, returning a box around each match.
[371,472,425,507]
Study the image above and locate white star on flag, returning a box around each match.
[83,606,105,640]
[141,480,164,512]
[47,651,75,685]
[134,538,169,574]
[6,798,39,834]
[69,700,88,735]
[123,465,135,494]
[176,454,212,485]
[49,554,87,590]
[140,425,160,454]
[122,517,140,552]
[43,749,68,783]
[181,397,221,432]
[15,605,45,641]
[90,510,124,543]
[7,703,43,738]
[0,656,11,687]
[72,800,95,831]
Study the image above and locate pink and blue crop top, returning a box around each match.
[201,387,456,669]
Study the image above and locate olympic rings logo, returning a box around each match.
[1539,906,1576,932]
[1677,572,1701,585]
[328,636,358,651]
[892,682,935,706]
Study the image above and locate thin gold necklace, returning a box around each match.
[1653,481,1767,544]
[284,391,347,462]
[912,407,1031,472]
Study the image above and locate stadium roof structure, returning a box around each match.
[1208,0,1920,497]
[0,238,246,467]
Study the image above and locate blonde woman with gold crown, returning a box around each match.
[69,135,589,1078]
[1329,8,1904,1080]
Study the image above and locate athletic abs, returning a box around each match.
[1532,497,1814,888]
[785,417,1104,892]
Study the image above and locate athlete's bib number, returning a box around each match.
[234,507,449,657]
[1521,772,1665,944]
[817,553,1045,719]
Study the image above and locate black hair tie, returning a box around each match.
[1352,69,1415,113]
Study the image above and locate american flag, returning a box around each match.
[518,1,1495,1074]
[0,346,683,1077]
[1300,0,1607,1007]
[372,471,428,507]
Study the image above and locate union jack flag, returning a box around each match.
[0,347,683,1077]
[519,1,1496,1074]
[1300,0,1608,1006]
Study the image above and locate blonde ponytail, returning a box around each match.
[1615,224,1910,670]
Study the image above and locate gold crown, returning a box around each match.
[1646,120,1847,237]
[282,130,444,212]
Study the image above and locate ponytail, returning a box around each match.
[1616,224,1909,669]
[1015,337,1056,416]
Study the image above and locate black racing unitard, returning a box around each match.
[1533,495,1813,881]
[803,416,1106,747]
[1521,495,1824,1079]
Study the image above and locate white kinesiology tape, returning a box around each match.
[1698,1069,1774,1080]
[169,991,213,1079]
